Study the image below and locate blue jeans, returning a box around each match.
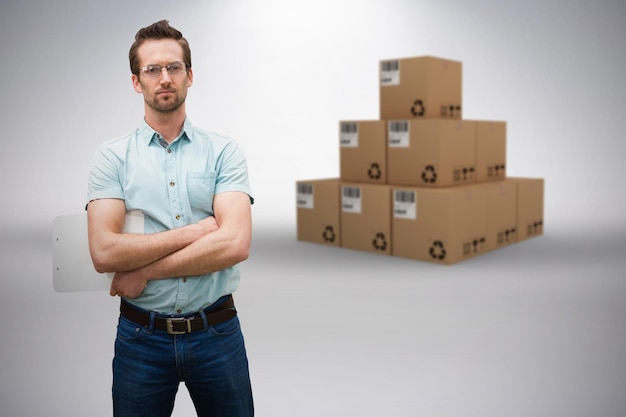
[112,301,254,417]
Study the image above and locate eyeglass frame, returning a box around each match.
[137,61,189,78]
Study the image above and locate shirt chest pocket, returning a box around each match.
[187,171,217,211]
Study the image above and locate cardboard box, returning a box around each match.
[387,119,476,187]
[296,179,341,246]
[510,177,544,242]
[482,179,518,252]
[339,120,387,184]
[475,120,507,182]
[380,56,462,120]
[340,183,392,255]
[391,184,489,264]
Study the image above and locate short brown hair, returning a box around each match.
[129,20,192,76]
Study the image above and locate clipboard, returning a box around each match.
[52,210,144,292]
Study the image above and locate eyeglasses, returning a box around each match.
[138,61,187,78]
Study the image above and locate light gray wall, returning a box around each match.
[2,0,625,233]
[1,1,625,416]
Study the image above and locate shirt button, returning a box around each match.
[176,309,182,314]
[182,277,187,282]
[170,181,175,187]
[167,149,172,154]
[176,214,181,220]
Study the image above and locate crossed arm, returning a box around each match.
[87,191,252,298]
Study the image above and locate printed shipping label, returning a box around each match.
[393,190,416,220]
[341,186,362,214]
[340,122,358,148]
[388,120,410,148]
[297,183,314,209]
[380,60,400,86]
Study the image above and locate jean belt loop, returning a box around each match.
[148,311,156,333]
[199,309,208,329]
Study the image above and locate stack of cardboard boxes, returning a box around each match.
[296,56,544,264]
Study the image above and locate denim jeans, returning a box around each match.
[112,300,254,417]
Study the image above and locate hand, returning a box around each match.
[110,269,148,299]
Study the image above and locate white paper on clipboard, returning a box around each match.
[52,210,144,292]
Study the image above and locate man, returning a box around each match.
[86,20,254,417]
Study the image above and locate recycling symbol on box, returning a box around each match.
[368,162,382,180]
[411,99,425,117]
[429,240,446,260]
[322,225,336,243]
[421,165,437,183]
[372,232,387,251]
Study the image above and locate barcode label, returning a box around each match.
[380,60,400,86]
[394,190,415,203]
[297,184,313,194]
[381,60,399,71]
[340,123,358,133]
[393,190,416,219]
[389,121,409,132]
[341,186,362,213]
[388,120,410,147]
[296,183,314,209]
[340,122,358,148]
[343,186,360,198]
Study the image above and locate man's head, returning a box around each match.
[130,20,193,116]
[129,20,191,77]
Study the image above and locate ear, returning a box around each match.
[132,74,143,93]
[187,68,193,87]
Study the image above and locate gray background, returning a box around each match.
[1,0,625,416]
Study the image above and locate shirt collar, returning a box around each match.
[139,118,194,146]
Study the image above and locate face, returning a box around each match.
[132,39,193,115]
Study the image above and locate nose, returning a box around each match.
[158,67,172,83]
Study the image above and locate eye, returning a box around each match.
[167,62,184,73]
[143,66,161,75]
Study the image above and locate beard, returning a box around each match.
[145,90,187,114]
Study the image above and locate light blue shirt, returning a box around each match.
[87,118,253,314]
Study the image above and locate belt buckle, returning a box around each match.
[165,317,192,335]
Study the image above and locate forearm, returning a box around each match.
[107,192,252,299]
[141,225,250,280]
[89,223,208,273]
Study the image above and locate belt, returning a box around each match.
[120,295,237,335]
